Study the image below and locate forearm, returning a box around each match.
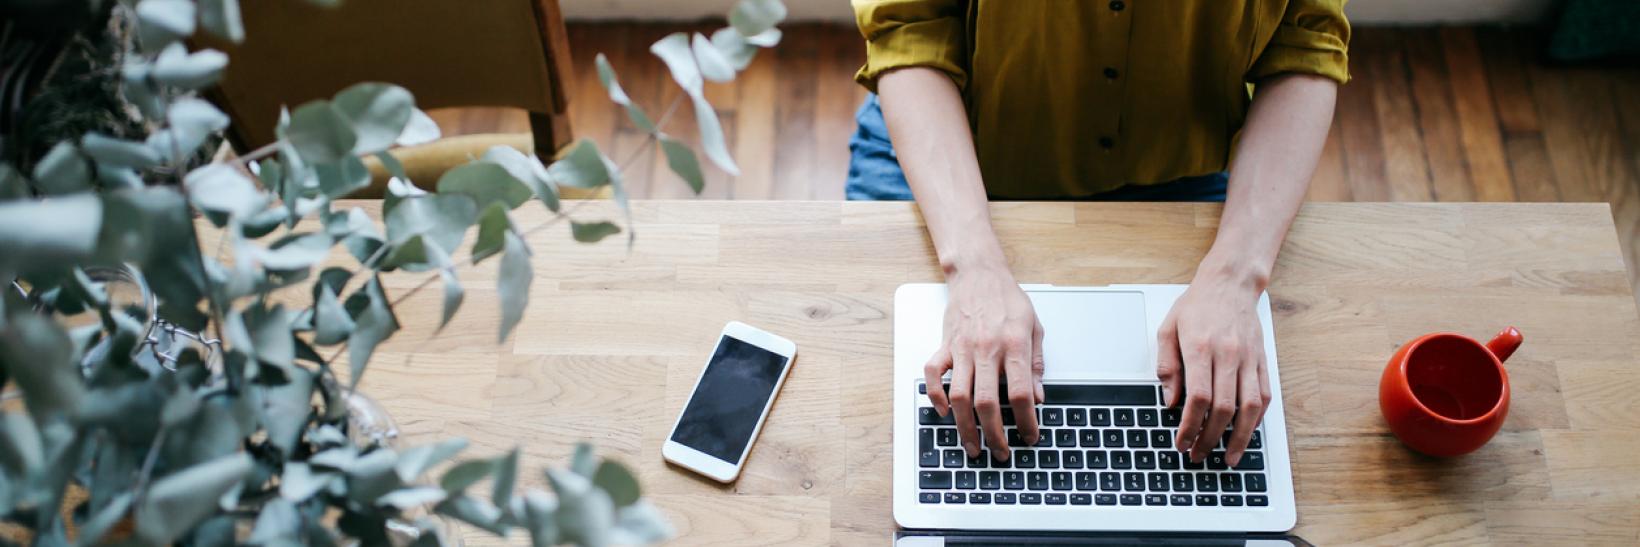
[1200,73,1338,290]
[877,68,1008,277]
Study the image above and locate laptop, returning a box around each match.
[893,284,1297,542]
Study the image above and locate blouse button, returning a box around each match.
[1109,1,1125,11]
[1103,67,1119,79]
[1099,137,1115,149]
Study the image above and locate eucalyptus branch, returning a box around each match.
[130,427,169,502]
[616,94,687,173]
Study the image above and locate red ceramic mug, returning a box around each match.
[1379,327,1521,457]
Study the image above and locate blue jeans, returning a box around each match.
[846,94,1228,202]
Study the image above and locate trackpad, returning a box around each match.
[1028,290,1153,381]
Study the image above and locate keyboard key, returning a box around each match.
[919,492,940,504]
[1195,494,1218,506]
[1145,494,1167,506]
[1119,494,1142,506]
[1150,430,1173,449]
[970,493,991,504]
[1067,408,1087,426]
[968,451,989,469]
[1007,429,1029,447]
[945,492,966,504]
[1159,451,1180,470]
[944,450,965,468]
[981,471,1001,490]
[920,407,955,425]
[1028,472,1049,490]
[1170,494,1193,506]
[919,471,952,489]
[1103,430,1125,447]
[1196,473,1219,493]
[1087,450,1109,469]
[1221,473,1242,492]
[1039,451,1060,469]
[1043,385,1157,405]
[1095,493,1118,506]
[1071,493,1092,505]
[1090,408,1112,426]
[1114,408,1135,426]
[1099,472,1120,491]
[1034,430,1053,448]
[921,449,940,468]
[1127,430,1149,448]
[1221,494,1243,507]
[1207,451,1229,470]
[1249,430,1263,449]
[1021,493,1043,505]
[1063,450,1085,469]
[1042,408,1064,426]
[1015,450,1036,469]
[1079,430,1101,447]
[995,493,1017,504]
[938,428,957,447]
[1135,451,1156,470]
[1148,472,1170,492]
[1172,472,1194,492]
[1000,408,1017,426]
[1162,408,1182,427]
[1248,495,1269,506]
[1056,429,1077,447]
[1124,472,1145,491]
[1247,474,1267,492]
[1111,450,1133,469]
[956,471,976,489]
[1046,493,1067,505]
[1076,472,1097,490]
[920,428,934,451]
[1005,471,1026,490]
[919,383,928,394]
[1052,472,1072,491]
[1184,452,1205,470]
[1233,452,1265,470]
[989,451,1011,469]
[1137,408,1159,427]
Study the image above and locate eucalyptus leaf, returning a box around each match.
[570,443,597,478]
[570,221,621,243]
[0,193,101,273]
[280,462,335,502]
[651,33,703,98]
[377,487,449,511]
[0,163,27,201]
[692,94,740,175]
[492,448,520,507]
[384,194,478,253]
[73,491,133,547]
[309,447,359,471]
[380,233,452,273]
[0,412,43,476]
[32,141,92,195]
[729,0,788,38]
[709,28,757,71]
[152,43,229,89]
[436,162,532,210]
[439,460,493,493]
[199,0,245,43]
[545,139,611,189]
[287,100,358,165]
[611,501,675,545]
[135,0,196,48]
[746,27,783,47]
[333,83,415,154]
[691,32,735,82]
[245,304,295,367]
[471,202,511,265]
[594,53,654,132]
[346,277,399,389]
[436,495,507,535]
[169,97,232,134]
[377,151,408,183]
[394,438,469,482]
[134,453,253,546]
[439,268,463,331]
[257,232,333,271]
[0,315,85,418]
[262,365,315,456]
[498,230,532,343]
[550,470,615,547]
[345,448,404,504]
[593,460,642,507]
[316,155,371,198]
[313,284,355,345]
[249,498,301,544]
[523,491,561,546]
[659,135,706,194]
[184,163,263,218]
[397,108,442,146]
[241,206,288,238]
[82,132,161,168]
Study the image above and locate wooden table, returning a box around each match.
[347,200,1640,546]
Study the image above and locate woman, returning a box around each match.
[848,1,1348,469]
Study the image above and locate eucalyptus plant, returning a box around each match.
[0,0,789,544]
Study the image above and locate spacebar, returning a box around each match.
[1041,385,1156,406]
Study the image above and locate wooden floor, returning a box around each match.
[428,24,1640,304]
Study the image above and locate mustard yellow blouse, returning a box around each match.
[853,0,1351,199]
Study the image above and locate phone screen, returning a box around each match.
[669,336,790,463]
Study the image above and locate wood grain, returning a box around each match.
[258,199,1640,545]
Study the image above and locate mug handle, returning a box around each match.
[1486,327,1523,362]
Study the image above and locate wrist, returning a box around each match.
[1194,252,1271,293]
[940,245,1011,281]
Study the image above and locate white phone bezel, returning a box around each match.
[662,321,797,483]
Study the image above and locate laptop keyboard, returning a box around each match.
[916,382,1270,508]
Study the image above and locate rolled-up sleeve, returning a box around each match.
[1247,0,1351,84]
[852,0,967,92]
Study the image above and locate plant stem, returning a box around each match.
[235,141,282,166]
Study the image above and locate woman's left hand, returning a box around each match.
[1155,266,1272,467]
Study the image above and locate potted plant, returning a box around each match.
[0,0,789,544]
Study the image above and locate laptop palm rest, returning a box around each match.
[1027,290,1151,382]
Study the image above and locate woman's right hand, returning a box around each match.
[924,262,1045,462]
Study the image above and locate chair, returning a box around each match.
[201,0,602,198]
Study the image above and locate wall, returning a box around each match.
[559,0,1560,24]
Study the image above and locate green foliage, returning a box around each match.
[0,0,786,544]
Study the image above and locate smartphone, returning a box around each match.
[662,321,797,482]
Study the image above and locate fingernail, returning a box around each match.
[1180,439,1193,451]
[999,451,1011,462]
[965,442,977,454]
[1161,386,1171,404]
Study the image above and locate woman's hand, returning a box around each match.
[1156,263,1272,467]
[924,262,1045,461]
